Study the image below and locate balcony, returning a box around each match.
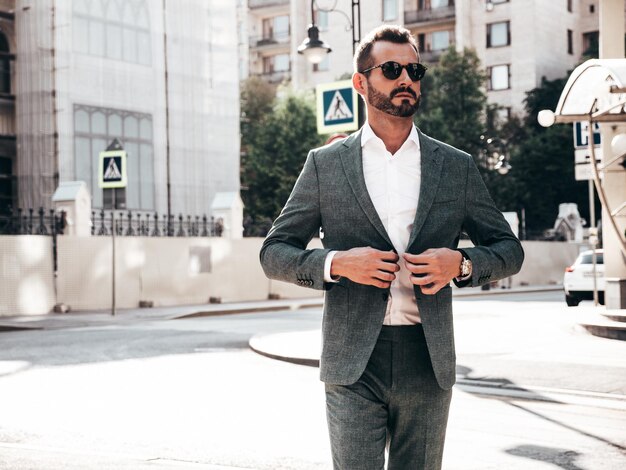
[421,49,447,64]
[249,30,290,49]
[249,0,289,9]
[404,5,455,25]
[254,70,291,84]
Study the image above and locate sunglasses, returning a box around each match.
[360,61,428,82]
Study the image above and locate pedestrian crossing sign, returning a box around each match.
[98,150,127,189]
[316,80,359,134]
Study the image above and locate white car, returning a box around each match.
[563,249,604,306]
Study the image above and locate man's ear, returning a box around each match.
[352,72,367,97]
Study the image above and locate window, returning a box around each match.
[0,156,13,216]
[263,54,290,74]
[313,54,329,72]
[567,29,573,55]
[417,33,426,53]
[263,15,289,42]
[496,107,511,123]
[590,4,595,13]
[582,31,599,57]
[383,0,398,21]
[567,0,573,12]
[73,105,155,210]
[273,53,290,72]
[431,30,450,50]
[487,64,510,90]
[487,21,510,47]
[431,0,451,8]
[73,0,152,65]
[0,32,11,94]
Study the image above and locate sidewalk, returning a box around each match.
[5,284,624,400]
[0,284,562,331]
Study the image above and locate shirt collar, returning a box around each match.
[361,121,420,150]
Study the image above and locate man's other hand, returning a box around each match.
[331,247,400,289]
[403,248,462,295]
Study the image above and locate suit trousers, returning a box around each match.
[325,324,452,470]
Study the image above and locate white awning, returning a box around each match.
[553,59,626,123]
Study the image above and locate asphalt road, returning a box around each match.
[0,291,624,469]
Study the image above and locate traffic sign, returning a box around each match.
[573,121,601,148]
[98,150,127,189]
[316,80,359,134]
[573,121,602,181]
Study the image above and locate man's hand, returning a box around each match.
[403,248,462,295]
[331,247,400,289]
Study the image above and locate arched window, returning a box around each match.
[73,0,151,66]
[74,104,155,210]
[0,31,11,94]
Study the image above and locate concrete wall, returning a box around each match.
[0,236,56,316]
[55,236,323,311]
[1,236,584,316]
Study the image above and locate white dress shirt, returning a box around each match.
[325,122,422,325]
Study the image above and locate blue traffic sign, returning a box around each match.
[574,121,601,149]
[316,80,359,134]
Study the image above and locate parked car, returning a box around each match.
[563,249,604,306]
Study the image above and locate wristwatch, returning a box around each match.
[460,255,472,278]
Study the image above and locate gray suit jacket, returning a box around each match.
[260,129,524,390]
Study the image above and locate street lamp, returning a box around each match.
[298,0,363,126]
[297,0,361,58]
[297,24,332,64]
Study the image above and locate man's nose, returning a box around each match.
[397,67,414,87]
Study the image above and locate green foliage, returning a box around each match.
[415,47,487,159]
[414,49,591,234]
[485,76,593,233]
[240,80,324,235]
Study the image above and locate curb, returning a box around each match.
[248,334,626,408]
[0,286,564,330]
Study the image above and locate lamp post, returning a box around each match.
[298,0,364,127]
[479,134,512,175]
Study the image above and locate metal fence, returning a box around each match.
[0,208,65,236]
[0,208,223,238]
[90,211,223,237]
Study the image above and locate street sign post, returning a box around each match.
[573,121,603,181]
[573,121,601,305]
[98,149,127,189]
[316,80,359,135]
[98,144,128,317]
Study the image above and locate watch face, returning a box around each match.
[461,259,471,276]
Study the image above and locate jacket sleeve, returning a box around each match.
[454,155,524,288]
[259,150,332,290]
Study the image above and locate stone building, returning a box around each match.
[242,0,625,118]
[1,0,240,221]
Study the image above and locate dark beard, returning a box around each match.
[367,82,420,117]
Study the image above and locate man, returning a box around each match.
[260,25,523,470]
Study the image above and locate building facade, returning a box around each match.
[4,0,240,221]
[242,0,625,118]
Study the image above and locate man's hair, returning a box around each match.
[354,25,420,74]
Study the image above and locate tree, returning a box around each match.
[501,76,593,234]
[240,82,324,236]
[414,47,487,161]
[413,48,593,235]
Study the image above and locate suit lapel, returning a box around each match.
[339,131,393,247]
[407,130,444,249]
